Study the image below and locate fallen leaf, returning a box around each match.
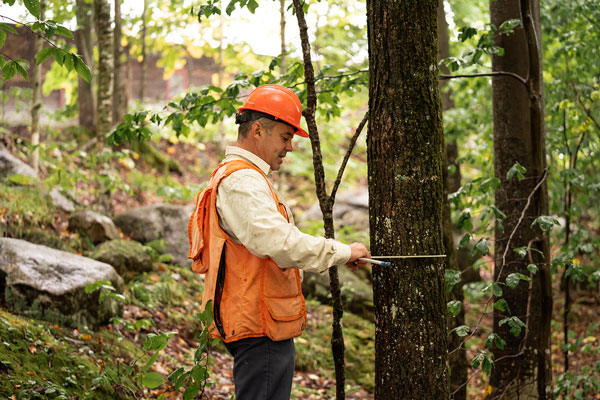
[29,345,37,354]
[26,371,36,376]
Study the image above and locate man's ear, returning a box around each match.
[249,121,263,138]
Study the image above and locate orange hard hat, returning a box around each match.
[237,84,309,137]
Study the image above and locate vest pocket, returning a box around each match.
[263,294,304,321]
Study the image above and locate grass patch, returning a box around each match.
[295,299,375,393]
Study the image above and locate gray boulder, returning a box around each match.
[68,210,120,244]
[90,239,152,282]
[114,204,194,266]
[302,267,374,321]
[0,238,123,329]
[302,188,370,233]
[0,146,37,179]
[49,187,75,213]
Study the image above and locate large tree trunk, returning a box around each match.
[488,0,552,398]
[280,0,287,74]
[94,0,113,144]
[367,1,449,398]
[30,0,45,172]
[112,0,126,125]
[75,0,96,133]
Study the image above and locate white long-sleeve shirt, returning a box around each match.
[216,146,351,273]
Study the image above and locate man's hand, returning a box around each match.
[346,243,371,271]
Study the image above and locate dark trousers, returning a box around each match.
[224,336,295,400]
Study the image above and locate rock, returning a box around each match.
[114,204,194,266]
[0,145,37,179]
[90,239,152,282]
[68,210,120,244]
[302,267,374,321]
[302,188,369,233]
[0,238,123,329]
[49,187,75,213]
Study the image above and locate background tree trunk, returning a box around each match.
[30,0,45,172]
[94,0,113,144]
[437,5,468,399]
[75,0,96,133]
[489,0,552,398]
[279,0,287,74]
[367,1,449,398]
[112,0,126,125]
[139,0,148,101]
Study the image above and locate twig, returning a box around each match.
[439,71,528,86]
[330,111,368,204]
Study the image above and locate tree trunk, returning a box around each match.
[488,0,552,398]
[112,0,126,125]
[94,0,113,144]
[438,5,468,399]
[367,1,449,398]
[75,0,96,133]
[30,0,45,172]
[280,0,287,74]
[139,0,148,101]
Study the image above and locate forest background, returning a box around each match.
[0,0,599,399]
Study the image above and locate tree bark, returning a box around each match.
[30,0,45,172]
[367,1,449,398]
[94,0,113,144]
[112,0,126,125]
[488,0,552,398]
[75,0,96,133]
[139,0,148,101]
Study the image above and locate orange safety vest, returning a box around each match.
[188,160,307,343]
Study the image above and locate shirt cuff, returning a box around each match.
[333,241,352,266]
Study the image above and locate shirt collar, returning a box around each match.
[224,146,271,175]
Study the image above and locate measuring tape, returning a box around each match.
[358,255,446,267]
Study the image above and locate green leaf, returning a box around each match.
[143,351,160,372]
[0,30,6,48]
[506,273,521,289]
[485,333,506,350]
[506,161,527,180]
[190,364,208,383]
[24,0,41,18]
[499,316,526,337]
[531,216,560,232]
[499,18,522,34]
[447,300,463,317]
[458,233,471,249]
[458,26,478,42]
[527,264,538,274]
[456,210,472,231]
[445,269,462,294]
[513,246,527,258]
[493,299,510,314]
[492,282,503,297]
[141,371,164,389]
[471,238,490,257]
[74,55,91,83]
[183,383,201,400]
[2,60,16,80]
[167,367,185,383]
[0,23,18,35]
[35,47,54,65]
[63,53,74,72]
[54,25,74,39]
[453,325,470,337]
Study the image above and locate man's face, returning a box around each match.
[257,121,295,171]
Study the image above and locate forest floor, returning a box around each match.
[1,132,599,399]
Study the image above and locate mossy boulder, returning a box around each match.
[90,239,152,282]
[114,204,194,266]
[68,210,120,244]
[302,267,374,321]
[0,145,37,179]
[0,238,123,329]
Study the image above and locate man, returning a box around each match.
[188,84,370,399]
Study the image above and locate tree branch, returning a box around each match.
[330,111,368,203]
[439,71,528,86]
